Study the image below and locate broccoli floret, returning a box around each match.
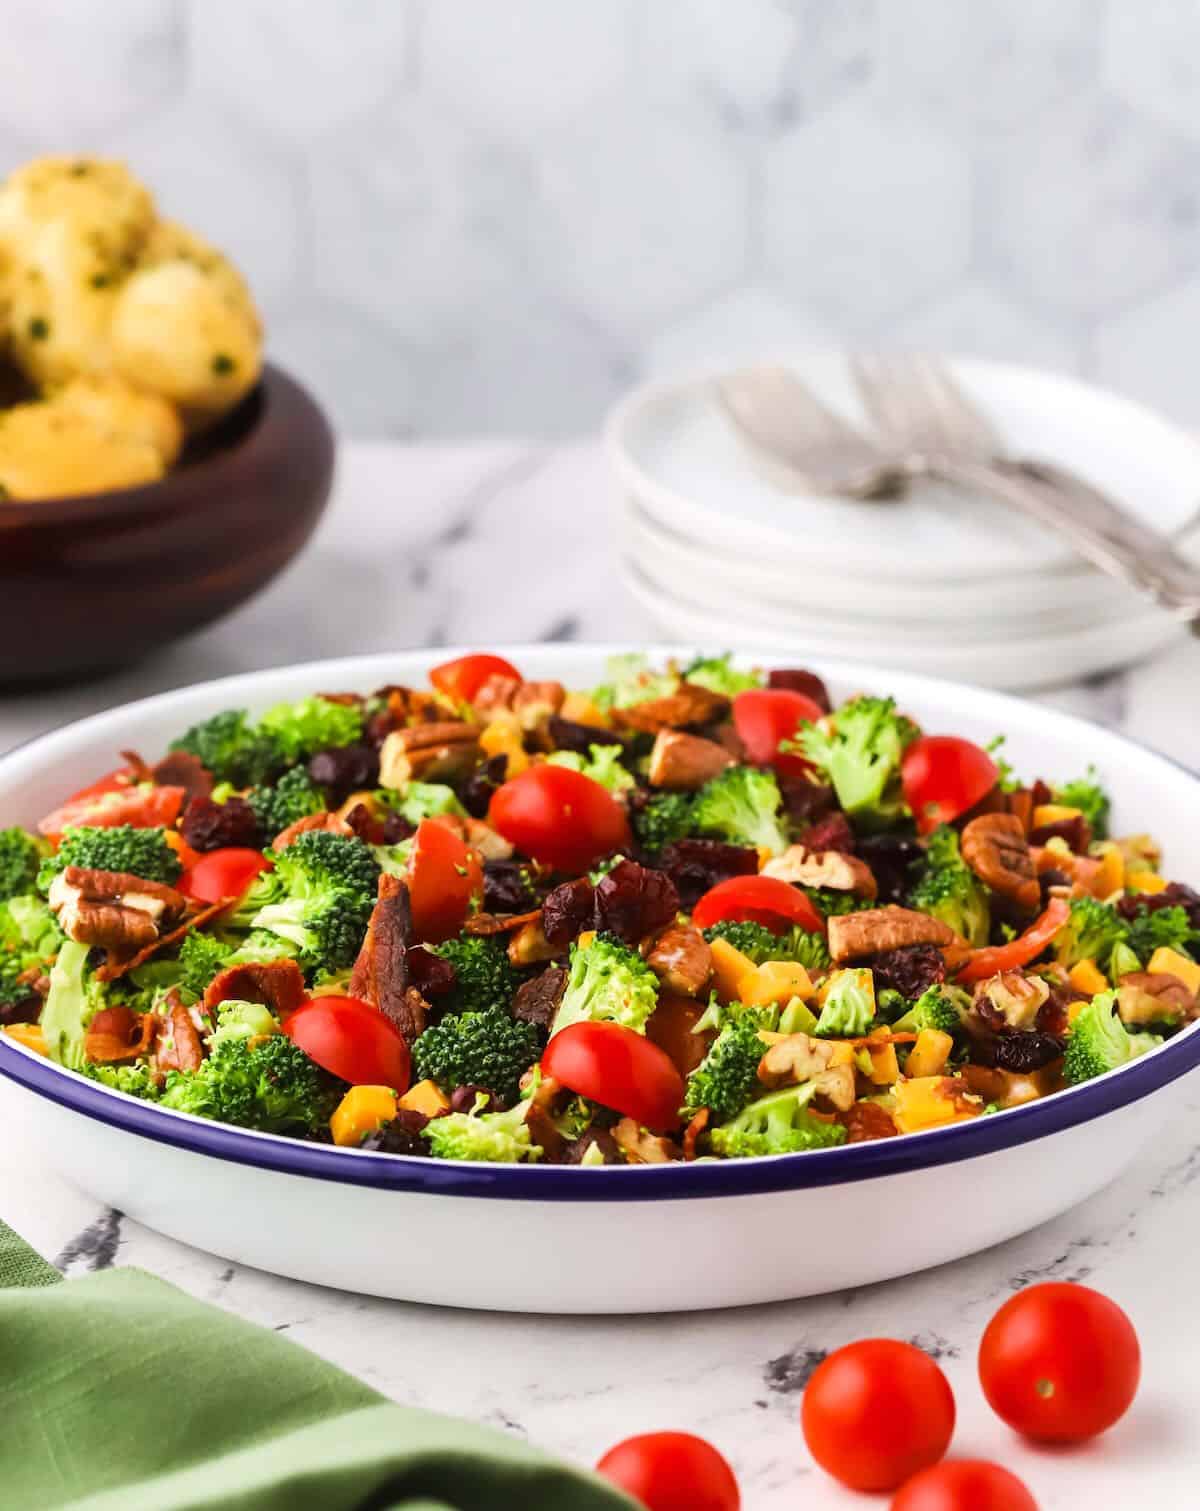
[250,829,379,973]
[890,984,966,1035]
[591,653,678,712]
[170,709,283,787]
[631,791,696,854]
[275,828,380,899]
[682,654,762,696]
[258,696,364,763]
[160,1032,339,1134]
[793,696,918,825]
[1063,992,1162,1085]
[421,1098,543,1163]
[683,1008,774,1122]
[907,826,990,946]
[0,827,46,901]
[692,766,788,855]
[412,1008,539,1104]
[709,1082,847,1159]
[84,1062,162,1100]
[0,949,36,1016]
[433,932,520,1015]
[386,781,467,825]
[209,998,280,1046]
[1054,767,1111,840]
[247,766,325,840]
[702,919,830,973]
[1053,896,1131,972]
[550,933,660,1039]
[546,743,635,794]
[40,939,105,1069]
[813,969,874,1038]
[177,931,233,1001]
[38,824,181,891]
[804,888,877,919]
[174,927,297,1004]
[1126,904,1197,965]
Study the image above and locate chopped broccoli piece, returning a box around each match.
[176,932,233,1001]
[170,709,283,787]
[1062,992,1162,1085]
[275,828,380,899]
[907,826,990,946]
[1054,768,1111,840]
[83,1062,162,1100]
[814,968,874,1038]
[421,1098,542,1162]
[709,1082,847,1158]
[890,984,966,1035]
[4,894,62,956]
[692,765,788,855]
[1109,940,1141,981]
[40,939,104,1069]
[160,1032,340,1134]
[550,933,660,1039]
[702,918,830,973]
[38,824,181,890]
[804,887,877,919]
[247,766,325,839]
[591,653,678,712]
[257,696,364,763]
[1126,904,1197,965]
[386,781,467,824]
[433,932,520,1015]
[250,829,379,972]
[0,827,46,901]
[631,791,696,854]
[1053,895,1131,972]
[793,696,918,825]
[546,743,635,794]
[209,998,280,1046]
[412,1008,540,1104]
[682,654,762,696]
[683,1007,774,1122]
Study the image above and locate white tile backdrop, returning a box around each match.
[4,0,1200,438]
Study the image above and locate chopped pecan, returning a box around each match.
[961,813,1040,911]
[611,682,730,734]
[1117,971,1196,1025]
[756,1033,856,1110]
[827,905,956,963]
[48,867,186,951]
[646,729,733,790]
[84,1005,158,1064]
[761,844,877,898]
[379,722,480,787]
[350,875,423,1041]
[59,868,186,920]
[612,1117,680,1164]
[645,924,712,997]
[271,811,355,852]
[203,959,307,1018]
[960,1061,1062,1108]
[155,997,205,1074]
[593,859,679,944]
[512,966,567,1030]
[972,971,1050,1031]
[507,918,559,968]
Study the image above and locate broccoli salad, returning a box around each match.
[1,652,1195,1167]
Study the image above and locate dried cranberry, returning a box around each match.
[1031,779,1054,807]
[1036,984,1077,1040]
[461,754,508,819]
[365,709,395,749]
[801,812,856,855]
[151,750,213,802]
[542,877,596,947]
[857,833,923,904]
[408,945,456,999]
[975,1031,1064,1073]
[359,1108,431,1156]
[1029,816,1092,853]
[513,966,567,1030]
[868,943,946,1000]
[181,795,261,852]
[0,994,41,1027]
[561,1128,620,1165]
[381,812,415,844]
[657,838,758,909]
[767,668,831,712]
[1118,882,1200,929]
[776,775,835,828]
[308,742,379,805]
[547,715,623,755]
[593,859,680,944]
[482,859,536,914]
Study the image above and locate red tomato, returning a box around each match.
[488,765,631,874]
[596,1431,739,1511]
[179,847,273,904]
[691,875,823,935]
[406,818,483,943]
[978,1282,1139,1443]
[802,1339,956,1493]
[429,652,521,704]
[901,736,999,834]
[732,688,823,776]
[283,996,411,1092]
[957,897,1069,985]
[890,1460,1038,1511]
[542,1022,685,1133]
[38,776,185,839]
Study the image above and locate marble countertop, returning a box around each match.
[3,441,1200,1510]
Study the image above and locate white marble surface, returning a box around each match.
[3,441,1200,1509]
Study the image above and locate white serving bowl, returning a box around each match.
[1,646,1198,1314]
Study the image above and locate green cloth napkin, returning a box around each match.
[0,1220,633,1511]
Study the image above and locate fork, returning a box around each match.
[717,360,1200,625]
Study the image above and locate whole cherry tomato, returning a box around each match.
[489,765,630,874]
[406,818,483,943]
[691,874,823,935]
[179,847,272,904]
[978,1281,1140,1443]
[957,897,1069,985]
[732,688,823,777]
[596,1431,740,1511]
[284,996,411,1092]
[429,652,521,704]
[901,735,999,834]
[542,1022,685,1133]
[38,773,185,839]
[890,1460,1038,1511]
[802,1338,956,1493]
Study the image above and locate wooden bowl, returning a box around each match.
[0,364,334,686]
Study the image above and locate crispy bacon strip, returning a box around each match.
[462,908,542,937]
[155,997,205,1074]
[350,875,424,1041]
[84,1005,158,1064]
[93,899,230,981]
[203,960,307,1018]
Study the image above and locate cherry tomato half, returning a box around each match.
[890,1460,1038,1511]
[488,765,630,875]
[979,1282,1140,1443]
[957,896,1069,985]
[901,735,999,834]
[691,874,823,936]
[429,652,521,704]
[179,847,273,904]
[732,688,823,777]
[802,1338,956,1493]
[406,818,483,944]
[284,995,411,1093]
[542,1022,685,1133]
[596,1431,740,1511]
[38,774,185,839]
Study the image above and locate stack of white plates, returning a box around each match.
[606,355,1200,690]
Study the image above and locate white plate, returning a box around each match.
[607,356,1200,582]
[1,646,1199,1312]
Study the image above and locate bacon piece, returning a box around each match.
[203,959,307,1018]
[93,899,230,981]
[682,1108,709,1161]
[272,811,354,852]
[84,1005,158,1064]
[462,908,542,936]
[350,875,424,1041]
[155,998,205,1074]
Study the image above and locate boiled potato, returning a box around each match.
[138,219,262,340]
[0,399,165,501]
[52,375,183,466]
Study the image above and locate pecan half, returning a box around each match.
[961,813,1040,910]
[48,867,186,951]
[756,1033,856,1110]
[203,959,308,1018]
[647,729,734,790]
[378,722,480,787]
[611,682,730,734]
[350,875,423,1041]
[761,844,877,899]
[972,970,1050,1031]
[827,905,956,963]
[645,924,712,997]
